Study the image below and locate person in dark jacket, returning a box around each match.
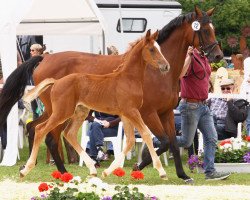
[208,78,247,140]
[85,110,120,166]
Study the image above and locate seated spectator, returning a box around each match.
[208,78,247,140]
[85,110,120,167]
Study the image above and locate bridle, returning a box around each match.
[189,13,219,80]
[191,14,219,57]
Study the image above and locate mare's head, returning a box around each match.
[187,6,223,62]
[142,30,170,73]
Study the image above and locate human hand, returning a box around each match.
[102,120,110,128]
[186,46,194,56]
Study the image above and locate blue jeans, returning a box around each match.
[88,122,118,158]
[246,107,250,136]
[176,100,218,175]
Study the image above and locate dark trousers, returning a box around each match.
[88,122,118,158]
[0,123,7,149]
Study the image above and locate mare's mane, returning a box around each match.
[157,11,210,44]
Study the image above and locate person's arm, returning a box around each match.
[227,100,247,122]
[179,46,194,78]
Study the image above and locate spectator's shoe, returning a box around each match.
[205,171,230,181]
[96,148,108,161]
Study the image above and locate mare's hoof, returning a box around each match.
[132,163,140,171]
[160,174,168,180]
[90,173,97,177]
[184,178,194,185]
[19,165,26,178]
[102,171,108,178]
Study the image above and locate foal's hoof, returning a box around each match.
[160,174,168,180]
[184,178,194,185]
[132,163,140,171]
[102,171,108,178]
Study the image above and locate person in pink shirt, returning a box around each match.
[177,46,230,181]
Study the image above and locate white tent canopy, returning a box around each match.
[0,0,106,166]
[17,0,105,35]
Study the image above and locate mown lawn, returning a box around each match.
[0,140,250,186]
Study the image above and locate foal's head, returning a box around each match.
[142,30,170,73]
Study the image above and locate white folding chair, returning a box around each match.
[123,134,169,166]
[79,121,123,167]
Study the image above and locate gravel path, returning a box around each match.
[0,179,250,200]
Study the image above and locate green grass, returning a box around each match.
[0,141,250,186]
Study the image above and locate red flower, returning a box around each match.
[38,182,49,192]
[131,171,144,180]
[112,167,125,177]
[245,136,250,142]
[51,170,62,179]
[60,172,73,183]
[220,139,232,146]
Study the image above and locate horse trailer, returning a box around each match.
[43,0,182,54]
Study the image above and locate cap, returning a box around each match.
[220,78,234,86]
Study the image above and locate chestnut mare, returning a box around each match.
[0,7,223,182]
[21,30,169,178]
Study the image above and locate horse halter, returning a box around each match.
[191,14,218,57]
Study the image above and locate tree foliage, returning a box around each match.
[177,0,250,56]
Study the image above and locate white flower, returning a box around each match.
[223,143,232,152]
[88,177,103,188]
[71,176,82,184]
[247,143,250,148]
[100,182,109,191]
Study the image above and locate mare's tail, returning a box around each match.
[0,56,44,126]
[23,78,55,103]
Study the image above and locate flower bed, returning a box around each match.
[31,168,158,200]
[187,137,250,173]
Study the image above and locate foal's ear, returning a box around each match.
[151,30,159,40]
[206,7,215,16]
[145,29,151,42]
[194,5,203,18]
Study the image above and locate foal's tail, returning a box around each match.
[23,78,55,103]
[0,56,44,126]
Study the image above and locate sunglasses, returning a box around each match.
[30,49,35,52]
[221,87,231,91]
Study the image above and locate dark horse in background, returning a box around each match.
[0,6,223,182]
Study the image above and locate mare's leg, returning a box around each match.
[102,118,135,177]
[136,111,169,170]
[160,111,192,182]
[45,125,67,173]
[63,105,97,176]
[127,109,167,179]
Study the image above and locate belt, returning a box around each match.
[182,98,207,104]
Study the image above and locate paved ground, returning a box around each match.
[0,179,250,200]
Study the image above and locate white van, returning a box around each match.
[44,0,181,54]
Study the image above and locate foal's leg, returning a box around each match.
[127,110,167,179]
[26,112,67,173]
[20,115,60,177]
[102,118,135,177]
[136,111,169,170]
[63,105,97,176]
